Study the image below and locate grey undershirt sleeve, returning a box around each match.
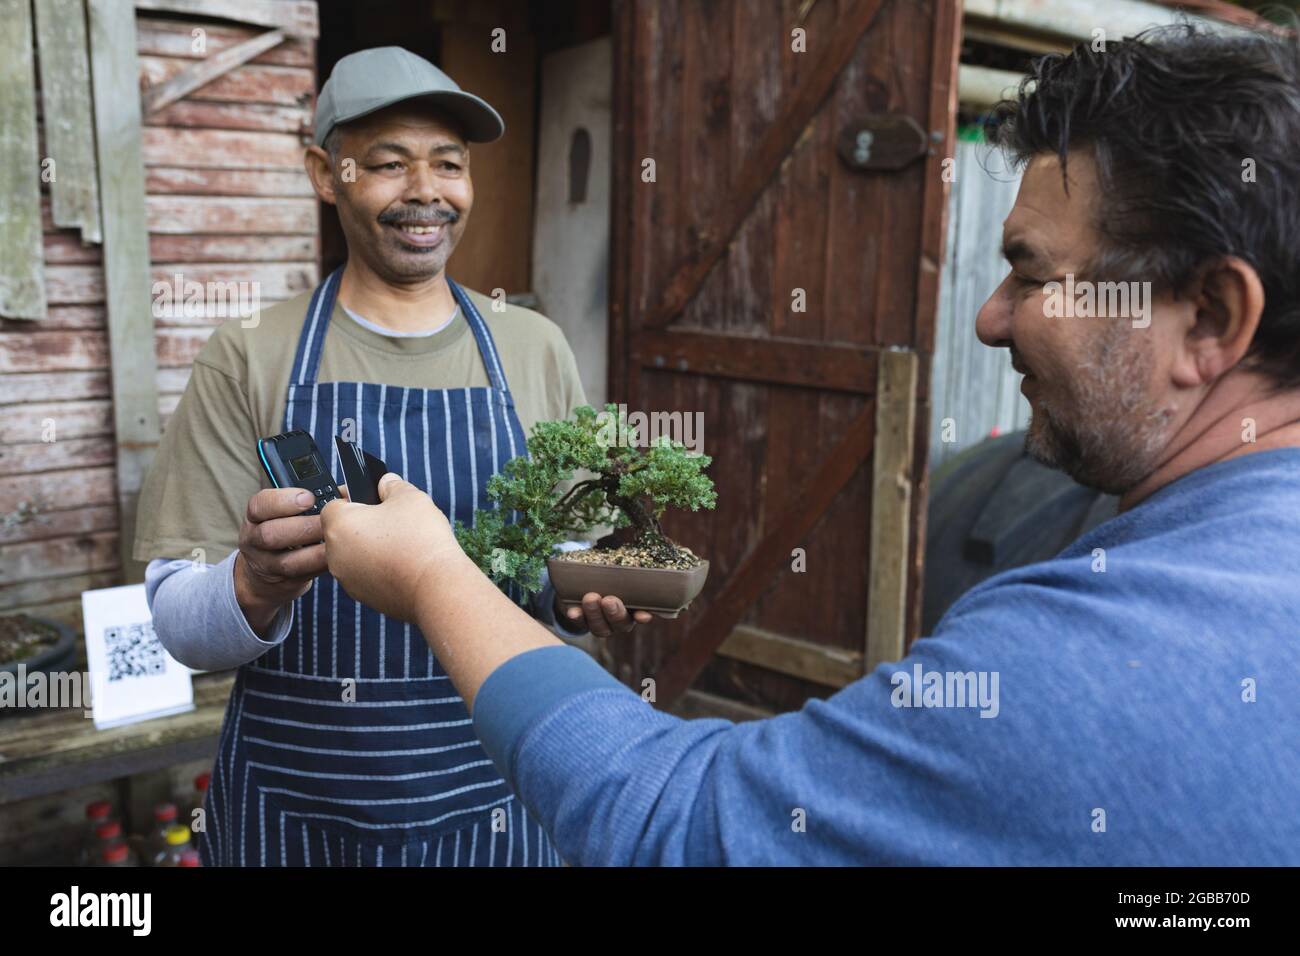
[145,550,294,671]
[146,541,585,671]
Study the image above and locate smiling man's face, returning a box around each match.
[318,102,473,284]
[975,151,1184,494]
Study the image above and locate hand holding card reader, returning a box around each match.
[256,430,341,515]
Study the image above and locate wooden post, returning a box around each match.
[33,0,103,243]
[87,0,161,583]
[0,0,48,320]
[866,348,918,672]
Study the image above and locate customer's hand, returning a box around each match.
[234,487,330,635]
[320,473,462,624]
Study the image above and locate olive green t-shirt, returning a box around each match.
[133,286,589,563]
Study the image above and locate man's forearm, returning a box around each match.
[414,552,563,712]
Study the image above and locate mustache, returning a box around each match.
[378,206,460,226]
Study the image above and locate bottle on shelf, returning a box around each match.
[94,819,123,845]
[99,842,137,867]
[154,824,193,867]
[78,800,115,865]
[146,802,179,866]
[92,820,140,866]
[186,772,211,828]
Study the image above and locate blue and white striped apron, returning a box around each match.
[200,268,561,866]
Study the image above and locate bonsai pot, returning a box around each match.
[547,555,710,619]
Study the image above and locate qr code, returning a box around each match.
[104,622,167,682]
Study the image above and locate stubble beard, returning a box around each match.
[1023,320,1173,495]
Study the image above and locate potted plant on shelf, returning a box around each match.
[455,404,717,619]
[0,613,77,717]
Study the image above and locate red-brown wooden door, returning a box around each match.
[606,0,962,713]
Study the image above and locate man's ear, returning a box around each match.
[1176,256,1265,388]
[305,145,338,205]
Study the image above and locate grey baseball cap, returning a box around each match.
[314,46,504,147]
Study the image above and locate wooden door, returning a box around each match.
[606,0,962,713]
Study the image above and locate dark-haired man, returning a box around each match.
[319,25,1300,864]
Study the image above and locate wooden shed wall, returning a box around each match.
[0,12,319,631]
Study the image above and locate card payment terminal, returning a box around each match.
[256,430,341,515]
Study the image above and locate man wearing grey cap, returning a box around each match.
[133,47,646,867]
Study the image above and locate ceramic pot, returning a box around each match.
[546,555,709,619]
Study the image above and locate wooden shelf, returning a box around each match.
[0,672,233,804]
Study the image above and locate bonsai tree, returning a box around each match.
[455,404,717,600]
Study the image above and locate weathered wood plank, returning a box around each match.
[150,234,316,263]
[146,195,316,234]
[0,569,120,610]
[141,127,306,170]
[44,264,105,305]
[49,229,314,266]
[87,0,163,584]
[717,624,864,689]
[905,0,963,647]
[0,331,203,376]
[136,16,312,66]
[133,0,318,37]
[0,530,118,584]
[0,504,118,545]
[33,0,103,244]
[43,231,103,266]
[1,304,104,331]
[138,56,314,108]
[866,348,918,671]
[0,466,117,509]
[0,0,48,319]
[631,329,876,394]
[149,263,315,303]
[145,98,311,134]
[143,29,288,114]
[0,399,112,443]
[0,437,116,476]
[0,330,109,372]
[0,370,110,404]
[145,165,314,197]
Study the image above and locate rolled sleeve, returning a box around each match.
[146,550,294,671]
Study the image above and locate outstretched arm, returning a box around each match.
[320,473,1037,866]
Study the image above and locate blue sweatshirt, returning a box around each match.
[472,449,1300,865]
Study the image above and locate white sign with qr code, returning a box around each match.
[82,584,194,730]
